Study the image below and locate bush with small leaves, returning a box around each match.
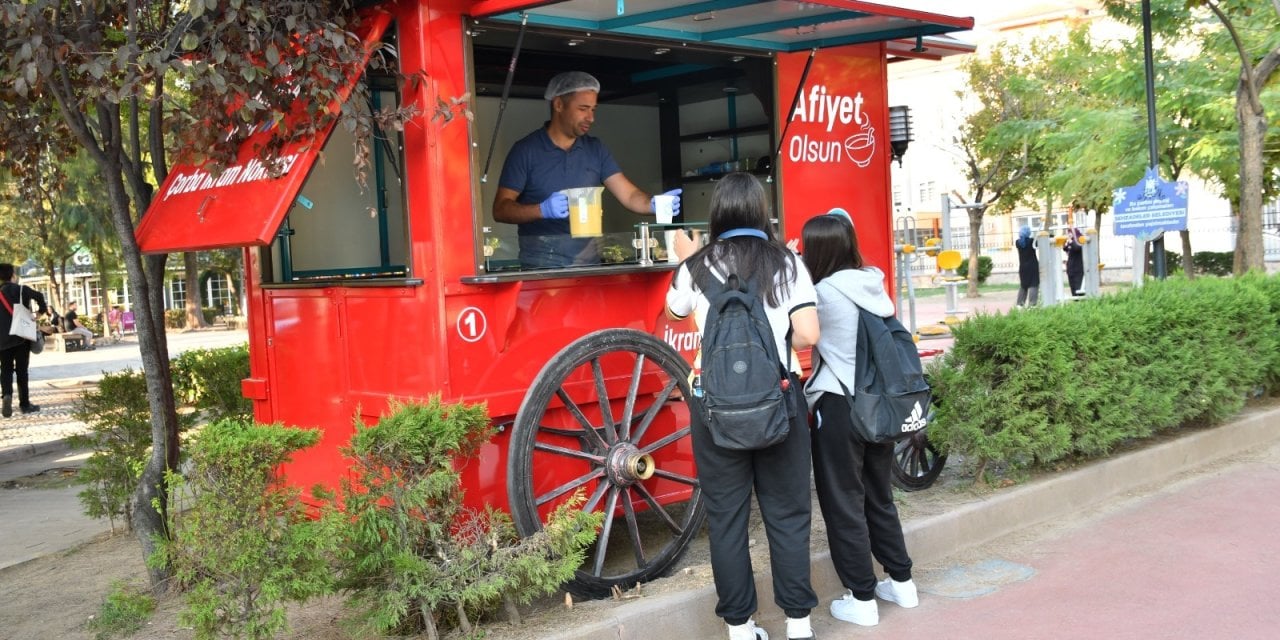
[69,369,195,532]
[171,343,252,422]
[154,420,333,640]
[330,398,601,640]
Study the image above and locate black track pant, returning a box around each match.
[1,344,31,406]
[692,381,817,625]
[812,393,912,601]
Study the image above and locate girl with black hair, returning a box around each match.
[801,212,917,628]
[666,173,820,640]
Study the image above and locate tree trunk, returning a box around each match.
[1180,229,1194,278]
[97,157,179,595]
[1234,83,1268,274]
[966,208,984,298]
[183,252,208,329]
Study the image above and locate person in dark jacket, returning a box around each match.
[1,263,49,417]
[1015,226,1039,307]
[1063,227,1084,296]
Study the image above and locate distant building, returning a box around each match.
[16,252,241,322]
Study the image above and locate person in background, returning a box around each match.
[1064,227,1085,296]
[107,305,123,340]
[493,71,681,269]
[801,212,918,628]
[1,263,49,417]
[63,301,96,350]
[1015,226,1039,307]
[667,173,820,640]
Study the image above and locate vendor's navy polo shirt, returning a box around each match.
[498,126,622,241]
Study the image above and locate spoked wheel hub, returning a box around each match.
[606,442,656,486]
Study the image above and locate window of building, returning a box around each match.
[169,278,186,309]
[205,272,234,313]
[892,184,904,208]
[917,181,936,205]
[87,280,103,315]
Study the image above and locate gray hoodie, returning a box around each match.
[803,267,895,411]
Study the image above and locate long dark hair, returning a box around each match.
[685,172,795,307]
[801,213,863,283]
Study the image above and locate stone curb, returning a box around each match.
[0,438,72,465]
[541,405,1280,639]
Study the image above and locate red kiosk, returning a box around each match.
[137,0,973,597]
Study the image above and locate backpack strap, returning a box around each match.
[0,284,13,314]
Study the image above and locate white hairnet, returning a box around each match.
[545,71,601,100]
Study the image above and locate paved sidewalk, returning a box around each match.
[0,329,248,463]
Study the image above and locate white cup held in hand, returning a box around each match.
[653,194,676,224]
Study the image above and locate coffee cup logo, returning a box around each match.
[787,85,877,167]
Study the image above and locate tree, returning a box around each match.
[1105,0,1280,274]
[1,1,393,592]
[952,44,1053,296]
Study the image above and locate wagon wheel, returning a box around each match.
[508,328,705,599]
[891,401,947,491]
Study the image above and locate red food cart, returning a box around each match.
[137,0,973,597]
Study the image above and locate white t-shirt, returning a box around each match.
[666,257,817,373]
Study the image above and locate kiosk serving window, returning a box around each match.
[267,70,409,283]
[469,24,775,277]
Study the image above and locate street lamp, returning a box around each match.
[888,105,913,167]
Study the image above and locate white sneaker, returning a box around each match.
[830,590,878,626]
[728,618,769,640]
[875,577,919,608]
[786,614,815,639]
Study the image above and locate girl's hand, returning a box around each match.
[674,229,701,262]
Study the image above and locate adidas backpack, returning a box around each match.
[836,309,931,444]
[693,272,795,451]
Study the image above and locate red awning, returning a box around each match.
[135,12,393,255]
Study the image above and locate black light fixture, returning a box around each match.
[888,105,913,167]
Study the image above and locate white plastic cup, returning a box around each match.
[664,230,680,263]
[653,194,676,224]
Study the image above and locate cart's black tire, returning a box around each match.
[891,400,947,492]
[509,328,705,599]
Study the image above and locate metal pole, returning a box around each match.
[940,194,952,249]
[1141,0,1167,278]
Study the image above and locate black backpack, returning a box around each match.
[836,308,931,444]
[694,272,795,450]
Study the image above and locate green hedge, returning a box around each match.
[928,274,1280,479]
[955,255,993,284]
[171,344,252,422]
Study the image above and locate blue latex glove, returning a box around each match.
[651,188,682,216]
[540,192,569,219]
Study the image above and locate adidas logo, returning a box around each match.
[900,401,927,433]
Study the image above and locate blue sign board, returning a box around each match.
[1112,168,1189,237]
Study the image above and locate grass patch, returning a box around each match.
[86,580,155,639]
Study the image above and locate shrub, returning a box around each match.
[86,580,156,640]
[68,370,195,532]
[155,420,332,640]
[171,344,252,422]
[955,255,993,283]
[165,307,221,329]
[929,275,1280,483]
[1193,251,1234,277]
[331,398,601,639]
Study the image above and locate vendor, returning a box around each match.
[493,71,681,269]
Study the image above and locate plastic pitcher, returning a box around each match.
[562,186,604,238]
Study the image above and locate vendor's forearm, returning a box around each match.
[625,190,653,214]
[493,199,543,224]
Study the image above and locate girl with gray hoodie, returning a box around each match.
[800,213,917,627]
